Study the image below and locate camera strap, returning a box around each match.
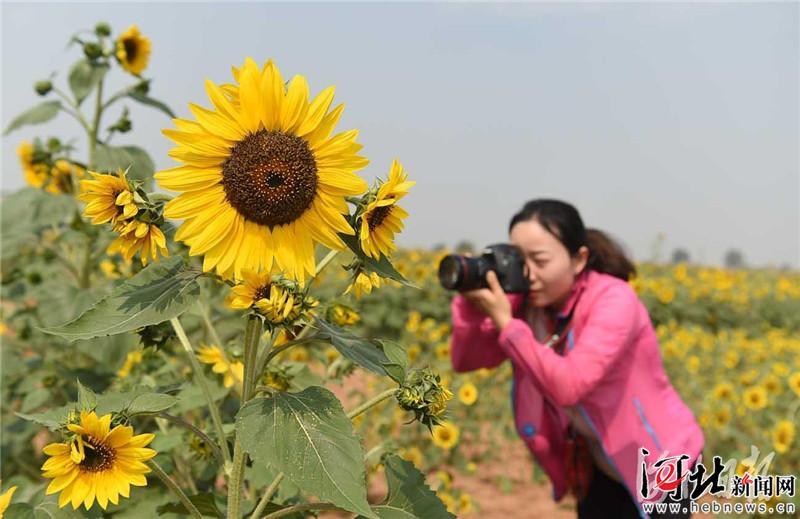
[544,305,577,352]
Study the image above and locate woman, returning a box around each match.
[450,199,704,518]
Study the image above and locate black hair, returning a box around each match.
[508,199,636,281]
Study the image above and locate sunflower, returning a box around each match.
[79,170,139,225]
[712,382,734,401]
[431,421,460,450]
[47,160,85,195]
[106,220,168,266]
[117,351,144,378]
[359,160,414,259]
[197,345,244,390]
[772,420,795,454]
[459,493,473,515]
[41,411,156,510]
[18,140,47,188]
[344,271,382,299]
[458,383,478,406]
[0,482,17,516]
[226,269,317,324]
[712,407,731,429]
[789,372,800,398]
[156,58,369,283]
[742,385,768,410]
[329,304,360,326]
[115,25,151,75]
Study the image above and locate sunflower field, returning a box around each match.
[2,21,799,519]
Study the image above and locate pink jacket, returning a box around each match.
[450,269,704,516]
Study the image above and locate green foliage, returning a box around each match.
[4,101,61,134]
[236,387,378,519]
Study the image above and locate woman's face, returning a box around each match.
[509,219,588,310]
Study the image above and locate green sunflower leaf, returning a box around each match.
[94,387,177,416]
[312,318,393,377]
[68,59,109,105]
[128,91,176,118]
[40,256,201,341]
[236,387,378,519]
[95,144,154,186]
[338,233,416,288]
[3,100,61,135]
[376,339,408,384]
[361,454,455,519]
[156,492,223,518]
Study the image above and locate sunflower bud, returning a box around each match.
[83,42,103,60]
[396,368,453,429]
[95,22,111,37]
[108,109,132,133]
[34,80,52,96]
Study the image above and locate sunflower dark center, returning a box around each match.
[78,436,115,473]
[221,130,318,227]
[367,204,393,231]
[254,285,271,301]
[123,38,138,62]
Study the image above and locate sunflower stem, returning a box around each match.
[157,412,224,467]
[347,388,398,420]
[148,460,203,519]
[170,317,232,468]
[197,301,224,347]
[314,249,339,277]
[88,76,104,170]
[250,472,284,519]
[227,315,262,519]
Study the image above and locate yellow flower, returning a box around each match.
[431,421,460,450]
[772,420,795,454]
[742,386,768,410]
[226,270,314,324]
[428,386,453,417]
[344,271,382,299]
[763,375,782,395]
[458,382,478,406]
[115,25,151,75]
[99,260,120,279]
[686,355,700,374]
[47,160,84,194]
[712,407,731,429]
[407,344,421,363]
[41,411,156,510]
[435,342,450,360]
[107,221,168,266]
[712,382,734,401]
[156,58,369,282]
[79,170,138,225]
[459,493,473,514]
[0,483,17,516]
[117,351,144,378]
[400,446,423,468]
[439,492,456,514]
[197,345,244,390]
[18,140,48,188]
[789,372,800,398]
[330,304,360,326]
[359,160,414,259]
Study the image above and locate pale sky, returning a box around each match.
[2,2,798,268]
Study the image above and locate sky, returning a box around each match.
[2,2,798,268]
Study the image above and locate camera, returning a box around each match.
[438,243,528,293]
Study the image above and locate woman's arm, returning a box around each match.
[497,283,639,407]
[450,294,508,372]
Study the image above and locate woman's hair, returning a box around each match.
[508,199,636,281]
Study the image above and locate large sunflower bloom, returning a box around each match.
[107,220,168,265]
[359,160,414,259]
[41,411,156,510]
[156,58,369,283]
[79,170,138,225]
[115,25,151,75]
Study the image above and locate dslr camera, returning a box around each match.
[438,244,528,293]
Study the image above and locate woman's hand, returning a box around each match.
[461,271,513,331]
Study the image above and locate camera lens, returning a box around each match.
[438,255,463,290]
